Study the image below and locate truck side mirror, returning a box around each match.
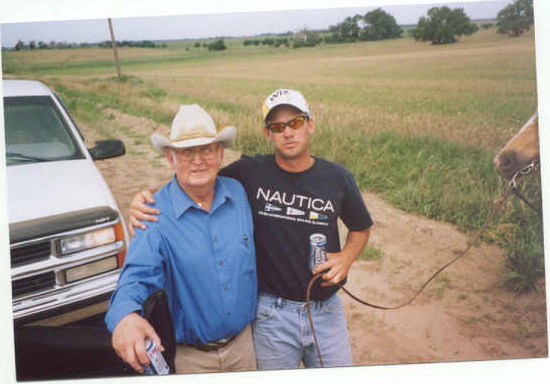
[89,139,125,160]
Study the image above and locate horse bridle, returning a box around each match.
[306,157,541,367]
[509,158,541,214]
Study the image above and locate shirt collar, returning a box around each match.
[168,175,233,218]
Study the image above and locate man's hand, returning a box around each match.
[128,189,159,236]
[312,228,370,287]
[312,251,354,287]
[111,312,164,373]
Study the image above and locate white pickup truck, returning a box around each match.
[4,79,128,325]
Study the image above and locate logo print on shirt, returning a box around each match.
[256,188,335,213]
[309,212,328,220]
[257,188,332,227]
[265,203,282,212]
[286,207,305,216]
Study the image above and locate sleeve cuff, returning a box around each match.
[105,300,143,333]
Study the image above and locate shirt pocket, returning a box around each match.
[239,233,255,266]
[241,234,251,250]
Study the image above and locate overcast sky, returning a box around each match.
[0,0,514,47]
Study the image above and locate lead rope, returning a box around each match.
[305,159,540,367]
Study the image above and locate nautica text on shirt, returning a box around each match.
[256,187,335,212]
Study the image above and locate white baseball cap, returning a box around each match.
[262,89,310,121]
[151,104,236,153]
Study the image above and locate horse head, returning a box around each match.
[494,112,539,179]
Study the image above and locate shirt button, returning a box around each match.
[213,237,218,242]
[227,311,231,315]
[218,261,224,266]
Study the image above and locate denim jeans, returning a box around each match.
[252,292,353,370]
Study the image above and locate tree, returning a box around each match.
[360,8,403,41]
[292,29,322,48]
[411,6,478,44]
[327,15,362,43]
[207,39,227,51]
[14,40,25,51]
[275,37,289,48]
[327,10,403,44]
[496,0,534,37]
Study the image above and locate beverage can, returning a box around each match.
[143,338,170,375]
[309,233,327,272]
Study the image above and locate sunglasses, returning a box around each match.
[265,115,309,133]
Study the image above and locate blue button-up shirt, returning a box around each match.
[105,176,257,345]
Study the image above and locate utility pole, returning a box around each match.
[108,18,122,79]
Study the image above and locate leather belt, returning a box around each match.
[183,333,238,352]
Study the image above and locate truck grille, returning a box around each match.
[12,272,56,298]
[11,241,51,268]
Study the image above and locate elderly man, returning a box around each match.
[105,104,257,374]
[129,90,373,370]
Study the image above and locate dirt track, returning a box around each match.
[89,109,548,368]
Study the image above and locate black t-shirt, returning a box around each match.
[220,154,373,301]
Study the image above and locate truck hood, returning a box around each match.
[7,160,119,224]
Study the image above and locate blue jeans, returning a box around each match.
[252,292,353,370]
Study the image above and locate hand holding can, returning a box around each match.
[309,233,327,273]
[142,338,170,375]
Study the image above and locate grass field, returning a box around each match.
[2,27,543,291]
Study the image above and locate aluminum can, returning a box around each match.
[142,338,170,375]
[309,233,327,272]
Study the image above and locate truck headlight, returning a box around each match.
[60,227,116,255]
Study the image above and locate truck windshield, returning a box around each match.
[4,96,85,166]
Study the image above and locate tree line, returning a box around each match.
[189,39,228,51]
[4,39,167,51]
[4,0,533,52]
[243,37,290,48]
[240,0,532,49]
[241,9,403,49]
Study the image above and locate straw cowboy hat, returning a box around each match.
[151,104,236,153]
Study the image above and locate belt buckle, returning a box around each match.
[194,334,236,352]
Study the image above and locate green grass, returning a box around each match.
[3,28,543,292]
[49,78,175,126]
[358,246,383,261]
[320,130,500,231]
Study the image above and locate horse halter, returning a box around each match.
[508,158,541,214]
[509,158,540,189]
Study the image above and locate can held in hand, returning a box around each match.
[142,338,170,375]
[309,233,327,272]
